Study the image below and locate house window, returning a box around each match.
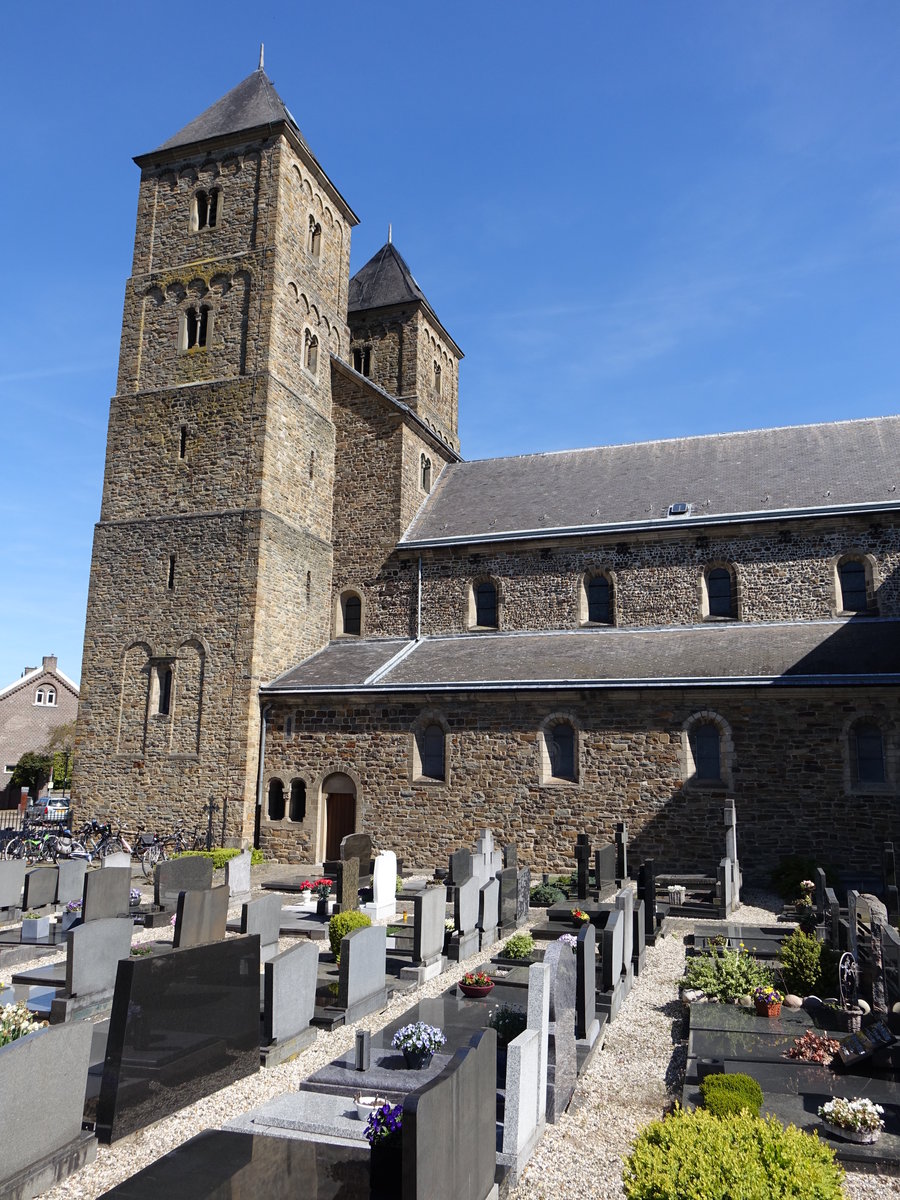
[690,723,721,780]
[305,330,318,374]
[421,454,432,492]
[704,566,735,619]
[546,722,576,781]
[586,574,611,624]
[853,723,886,785]
[353,347,371,377]
[308,216,321,256]
[182,305,210,350]
[192,189,219,231]
[289,779,307,822]
[340,591,362,636]
[35,686,57,706]
[420,724,445,780]
[267,778,285,821]
[473,580,498,629]
[838,558,869,613]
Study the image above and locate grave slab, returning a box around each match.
[226,850,252,897]
[56,858,87,906]
[154,856,213,908]
[173,885,229,949]
[23,865,59,911]
[83,867,131,922]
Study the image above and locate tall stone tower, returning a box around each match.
[75,65,357,842]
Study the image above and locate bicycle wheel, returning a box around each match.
[99,837,127,860]
[41,836,60,862]
[141,843,166,876]
[4,838,25,860]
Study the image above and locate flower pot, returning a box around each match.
[370,1137,402,1196]
[402,1046,433,1070]
[571,916,590,928]
[355,1094,386,1122]
[821,1120,881,1145]
[459,981,494,999]
[60,911,80,932]
[754,1000,782,1018]
[21,916,50,941]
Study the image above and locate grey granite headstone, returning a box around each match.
[336,856,359,912]
[516,867,531,926]
[337,924,387,1021]
[264,941,318,1043]
[55,858,87,906]
[414,885,446,965]
[173,885,229,949]
[848,890,860,962]
[449,848,473,886]
[102,851,132,871]
[455,875,480,934]
[500,1027,541,1178]
[543,941,577,1123]
[82,866,131,921]
[154,856,213,908]
[615,886,634,973]
[815,867,828,917]
[67,916,133,996]
[594,843,617,891]
[600,907,625,992]
[226,850,252,897]
[825,887,841,947]
[575,923,599,1044]
[499,866,518,928]
[23,866,58,910]
[632,898,647,972]
[0,859,26,909]
[403,1028,496,1200]
[340,832,372,883]
[478,876,500,946]
[240,893,283,962]
[0,1019,94,1184]
[503,843,518,869]
[526,961,550,1129]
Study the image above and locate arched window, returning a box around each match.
[547,722,575,781]
[690,723,721,780]
[308,216,321,256]
[352,347,371,376]
[853,722,886,785]
[35,687,45,706]
[289,779,307,822]
[585,573,612,624]
[420,724,445,780]
[46,685,56,705]
[267,778,285,821]
[838,558,869,613]
[683,712,733,788]
[340,591,362,636]
[705,566,735,619]
[473,580,498,629]
[305,330,318,374]
[182,304,210,350]
[433,362,442,393]
[192,189,219,231]
[421,454,432,492]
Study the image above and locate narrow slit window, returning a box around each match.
[194,189,219,230]
[309,449,316,479]
[168,555,176,589]
[855,724,885,784]
[474,581,497,628]
[289,779,307,822]
[421,724,445,780]
[308,216,321,256]
[183,305,210,350]
[547,723,575,781]
[353,347,372,376]
[305,331,318,374]
[690,723,721,780]
[421,454,432,492]
[343,594,362,635]
[179,425,187,459]
[433,361,442,393]
[157,667,173,716]
[306,570,312,604]
[267,778,285,821]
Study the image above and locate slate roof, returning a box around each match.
[400,416,900,547]
[151,69,304,154]
[349,243,428,313]
[262,619,900,693]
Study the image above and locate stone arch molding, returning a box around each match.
[538,711,581,784]
[115,636,207,756]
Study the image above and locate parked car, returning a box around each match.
[25,796,72,823]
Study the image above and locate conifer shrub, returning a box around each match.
[623,1107,844,1200]
[328,910,372,958]
[699,1072,763,1118]
[529,882,566,907]
[779,928,823,995]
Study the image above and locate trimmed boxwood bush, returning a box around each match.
[699,1072,763,1118]
[623,1107,844,1200]
[529,883,566,907]
[173,848,264,870]
[502,932,534,960]
[779,928,823,995]
[328,910,372,958]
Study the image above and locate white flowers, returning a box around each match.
[0,1001,47,1046]
[818,1096,884,1132]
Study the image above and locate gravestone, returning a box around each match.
[526,961,550,1131]
[154,856,213,909]
[615,887,634,985]
[23,866,58,911]
[478,876,500,949]
[632,897,647,975]
[55,858,87,906]
[848,890,861,962]
[615,821,628,881]
[450,875,480,961]
[0,859,26,913]
[543,941,576,1123]
[815,867,828,918]
[499,1027,541,1181]
[94,935,260,1142]
[499,866,518,929]
[574,833,591,900]
[337,923,387,1021]
[82,866,131,921]
[363,850,397,920]
[503,843,518,869]
[600,907,625,992]
[240,893,283,962]
[226,850,252,897]
[413,885,446,966]
[575,923,600,1045]
[102,851,132,870]
[516,867,531,926]
[473,828,503,886]
[335,856,359,913]
[263,941,318,1057]
[402,1028,496,1200]
[173,885,229,949]
[448,848,473,887]
[67,916,133,997]
[884,843,899,927]
[340,832,373,885]
[594,843,617,893]
[825,887,841,948]
[637,859,656,941]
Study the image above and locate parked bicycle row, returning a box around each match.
[1,818,207,872]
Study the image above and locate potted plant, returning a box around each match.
[753,984,784,1018]
[818,1096,884,1144]
[459,970,494,998]
[60,899,82,931]
[557,933,578,951]
[20,911,50,941]
[365,1101,403,1192]
[496,931,535,964]
[391,1021,446,1069]
[313,877,334,914]
[354,1091,388,1122]
[571,907,591,927]
[0,1001,47,1047]
[129,888,142,909]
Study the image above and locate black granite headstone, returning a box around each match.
[94,935,261,1143]
[595,844,617,892]
[575,922,596,1041]
[340,832,372,885]
[637,859,656,939]
[574,834,591,900]
[448,849,472,886]
[499,866,517,928]
[815,867,828,917]
[503,843,517,869]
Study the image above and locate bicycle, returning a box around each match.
[132,829,167,876]
[70,820,132,863]
[4,824,59,863]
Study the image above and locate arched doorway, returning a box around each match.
[321,772,357,861]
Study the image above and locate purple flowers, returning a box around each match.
[64,899,82,914]
[391,1021,446,1055]
[365,1101,403,1145]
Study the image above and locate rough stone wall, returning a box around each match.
[410,309,459,445]
[0,668,79,802]
[348,307,406,398]
[411,515,900,633]
[259,685,899,877]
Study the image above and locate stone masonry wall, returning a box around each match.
[259,685,900,878]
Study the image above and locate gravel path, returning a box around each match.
[8,885,900,1198]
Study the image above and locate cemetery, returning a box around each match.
[0,819,895,1199]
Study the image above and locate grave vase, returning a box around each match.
[369,1135,402,1196]
[21,915,50,941]
[821,1120,881,1145]
[401,1046,433,1070]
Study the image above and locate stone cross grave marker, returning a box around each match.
[574,834,591,900]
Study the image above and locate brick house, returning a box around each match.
[0,656,79,807]
[74,66,899,877]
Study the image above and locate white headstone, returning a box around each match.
[363,851,397,920]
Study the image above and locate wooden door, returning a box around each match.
[325,793,356,861]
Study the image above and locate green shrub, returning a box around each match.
[699,1072,764,1118]
[328,910,372,958]
[684,945,773,1002]
[530,883,565,907]
[623,1107,844,1200]
[502,932,535,960]
[173,848,264,870]
[769,856,836,901]
[779,929,823,995]
[489,1002,527,1048]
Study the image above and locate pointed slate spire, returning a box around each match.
[348,242,429,313]
[151,67,303,154]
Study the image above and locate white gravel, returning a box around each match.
[8,887,899,1198]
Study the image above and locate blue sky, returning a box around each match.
[1,2,899,687]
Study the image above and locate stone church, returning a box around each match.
[75,66,900,877]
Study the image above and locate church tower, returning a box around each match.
[75,64,357,841]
